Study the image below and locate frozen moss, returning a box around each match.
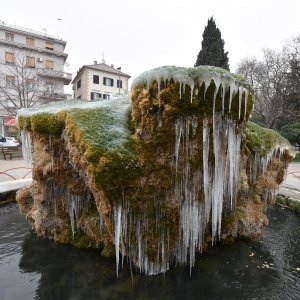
[244,122,291,155]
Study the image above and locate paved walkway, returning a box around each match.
[0,157,32,194]
[279,162,300,201]
[0,158,32,182]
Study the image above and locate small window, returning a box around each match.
[26,37,35,46]
[103,77,114,86]
[26,79,35,90]
[45,41,54,50]
[77,79,81,89]
[26,56,35,68]
[5,32,14,42]
[91,92,102,100]
[93,75,99,84]
[46,82,55,93]
[5,52,15,64]
[103,94,110,100]
[6,75,15,88]
[77,96,81,99]
[117,80,122,88]
[46,60,54,70]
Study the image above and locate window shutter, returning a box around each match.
[26,56,35,68]
[46,60,54,70]
[26,37,35,46]
[46,42,54,50]
[5,52,15,64]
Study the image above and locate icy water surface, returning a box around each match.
[0,203,299,300]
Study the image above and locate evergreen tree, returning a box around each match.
[194,17,230,70]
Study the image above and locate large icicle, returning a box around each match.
[21,130,33,167]
[114,204,122,277]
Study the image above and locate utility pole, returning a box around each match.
[117,67,121,95]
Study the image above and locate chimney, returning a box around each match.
[111,64,114,68]
[94,61,97,65]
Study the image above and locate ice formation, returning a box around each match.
[21,130,33,167]
[17,66,293,277]
[132,65,253,114]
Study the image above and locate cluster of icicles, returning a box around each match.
[112,114,244,276]
[45,181,92,238]
[247,145,290,202]
[132,65,253,120]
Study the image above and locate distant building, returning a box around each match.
[72,61,130,100]
[0,22,72,136]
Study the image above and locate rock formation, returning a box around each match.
[16,66,293,275]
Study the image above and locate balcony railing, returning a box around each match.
[0,22,64,42]
[39,91,69,101]
[38,69,72,84]
[0,39,68,58]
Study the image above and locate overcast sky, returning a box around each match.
[1,0,299,93]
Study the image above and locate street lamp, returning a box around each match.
[117,67,121,95]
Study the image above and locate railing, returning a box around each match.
[0,39,68,58]
[0,22,63,41]
[40,91,68,100]
[0,167,32,180]
[38,69,72,82]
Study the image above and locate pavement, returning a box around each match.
[0,157,32,193]
[0,158,299,199]
[279,162,300,201]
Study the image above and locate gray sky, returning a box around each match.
[1,0,299,93]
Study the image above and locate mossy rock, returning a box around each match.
[244,121,291,156]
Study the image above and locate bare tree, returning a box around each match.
[237,37,300,129]
[0,50,55,116]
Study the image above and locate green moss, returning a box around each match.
[276,194,300,213]
[244,121,291,156]
[66,231,94,248]
[69,105,132,155]
[93,152,142,199]
[101,243,115,257]
[18,115,31,131]
[30,113,64,135]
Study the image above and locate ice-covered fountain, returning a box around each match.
[16,66,293,276]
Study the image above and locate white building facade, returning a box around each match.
[0,22,72,136]
[72,62,130,100]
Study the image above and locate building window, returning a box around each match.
[77,96,81,99]
[46,60,54,70]
[45,41,54,50]
[6,75,15,88]
[103,94,110,100]
[5,52,15,64]
[26,37,35,47]
[27,79,35,90]
[91,92,102,100]
[93,75,99,84]
[26,56,35,68]
[45,82,55,93]
[77,79,81,89]
[103,77,114,86]
[5,32,14,42]
[117,80,123,88]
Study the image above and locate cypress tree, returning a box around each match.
[194,17,230,70]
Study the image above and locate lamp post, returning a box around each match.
[117,67,121,95]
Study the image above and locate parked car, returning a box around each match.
[5,137,20,146]
[0,135,20,147]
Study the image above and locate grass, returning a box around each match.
[276,194,300,213]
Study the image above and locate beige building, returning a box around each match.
[0,22,72,136]
[72,62,130,100]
